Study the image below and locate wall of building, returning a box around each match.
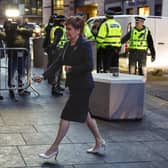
[64,0,75,17]
[96,0,105,15]
[42,0,52,24]
[105,0,163,16]
[75,0,105,17]
[162,0,168,16]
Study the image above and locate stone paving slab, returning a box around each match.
[145,110,168,124]
[26,163,73,168]
[153,129,168,140]
[103,142,164,163]
[74,161,168,168]
[144,141,168,160]
[19,144,105,167]
[100,130,165,142]
[152,161,168,168]
[74,163,154,168]
[0,147,25,167]
[64,123,165,143]
[0,133,25,145]
[153,121,168,129]
[34,124,60,133]
[22,132,71,145]
[0,125,36,133]
[0,110,60,125]
[0,117,4,126]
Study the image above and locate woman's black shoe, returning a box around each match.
[52,90,63,96]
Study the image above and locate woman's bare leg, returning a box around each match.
[45,119,70,155]
[86,113,105,149]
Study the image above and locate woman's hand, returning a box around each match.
[64,65,72,73]
[33,75,44,83]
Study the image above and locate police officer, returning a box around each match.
[121,16,155,78]
[77,12,95,41]
[43,14,57,55]
[96,9,122,76]
[49,15,67,96]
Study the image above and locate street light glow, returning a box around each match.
[5,9,20,17]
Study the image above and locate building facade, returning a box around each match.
[0,0,42,24]
[105,0,163,16]
[42,0,105,24]
[42,0,168,25]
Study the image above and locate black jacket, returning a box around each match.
[43,36,94,89]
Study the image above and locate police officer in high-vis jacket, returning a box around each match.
[96,9,122,76]
[49,15,67,96]
[121,16,156,79]
[77,12,95,41]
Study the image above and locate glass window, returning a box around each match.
[138,6,150,16]
[53,0,64,14]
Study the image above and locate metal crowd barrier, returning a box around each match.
[0,47,39,97]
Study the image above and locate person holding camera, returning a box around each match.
[4,19,33,98]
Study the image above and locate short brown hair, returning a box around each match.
[65,16,84,34]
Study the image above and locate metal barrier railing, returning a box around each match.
[0,47,39,98]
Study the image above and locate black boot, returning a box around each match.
[9,90,15,99]
[51,86,63,96]
[0,95,3,100]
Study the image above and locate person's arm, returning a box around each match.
[96,22,106,44]
[121,31,131,44]
[33,52,62,82]
[147,30,156,62]
[33,43,69,82]
[18,28,33,37]
[53,28,63,46]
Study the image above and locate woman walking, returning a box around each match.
[35,16,106,159]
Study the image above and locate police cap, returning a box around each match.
[105,9,115,18]
[135,16,146,22]
[56,15,66,21]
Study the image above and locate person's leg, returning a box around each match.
[111,47,120,76]
[44,119,70,155]
[128,51,136,74]
[138,51,147,81]
[97,47,103,73]
[86,113,105,150]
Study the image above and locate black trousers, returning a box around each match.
[128,49,147,75]
[47,47,62,86]
[102,46,120,73]
[8,50,27,88]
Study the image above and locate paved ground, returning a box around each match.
[0,69,168,168]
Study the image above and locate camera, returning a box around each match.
[4,20,18,32]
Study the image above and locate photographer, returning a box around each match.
[0,30,6,100]
[4,19,33,98]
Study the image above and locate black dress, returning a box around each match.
[61,36,94,122]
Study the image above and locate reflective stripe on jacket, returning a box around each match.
[96,19,122,47]
[129,27,149,50]
[50,26,67,48]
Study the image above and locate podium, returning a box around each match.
[90,73,145,120]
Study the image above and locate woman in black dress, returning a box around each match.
[36,16,106,159]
